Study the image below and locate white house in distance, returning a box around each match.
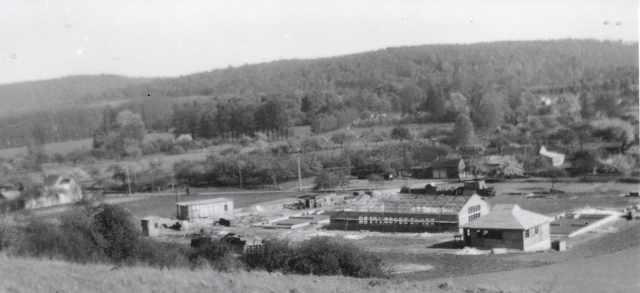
[460,204,553,251]
[176,198,234,222]
[26,175,83,209]
[539,146,565,167]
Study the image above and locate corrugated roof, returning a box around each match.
[331,211,458,221]
[348,193,479,215]
[177,197,232,206]
[460,204,552,230]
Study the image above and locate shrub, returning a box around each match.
[171,145,187,154]
[0,219,20,251]
[12,220,107,264]
[122,238,191,269]
[242,237,387,278]
[190,239,246,272]
[91,204,142,263]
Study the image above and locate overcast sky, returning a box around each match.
[1,0,637,85]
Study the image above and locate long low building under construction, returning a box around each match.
[328,192,489,233]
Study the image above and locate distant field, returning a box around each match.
[0,133,175,159]
[346,123,454,137]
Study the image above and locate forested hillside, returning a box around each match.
[0,39,637,148]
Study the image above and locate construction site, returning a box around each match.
[129,177,639,270]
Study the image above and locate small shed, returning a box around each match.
[176,198,234,221]
[539,146,565,167]
[140,217,159,237]
[427,159,466,179]
[460,204,553,251]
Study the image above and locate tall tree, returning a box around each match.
[390,126,413,144]
[449,114,475,146]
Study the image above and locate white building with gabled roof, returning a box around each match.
[539,146,565,167]
[460,204,553,251]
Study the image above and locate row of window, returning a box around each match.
[468,205,481,214]
[357,217,442,225]
[468,212,481,222]
[467,229,503,240]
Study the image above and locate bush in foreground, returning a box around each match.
[242,236,388,278]
[1,209,386,279]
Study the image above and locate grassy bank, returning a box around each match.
[2,246,638,293]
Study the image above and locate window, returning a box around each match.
[467,205,481,214]
[525,230,530,238]
[469,213,481,222]
[535,227,539,234]
[224,204,228,211]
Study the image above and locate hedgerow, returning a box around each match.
[242,236,388,278]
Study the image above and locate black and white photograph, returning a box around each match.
[1,1,638,292]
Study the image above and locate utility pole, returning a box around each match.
[173,183,178,203]
[297,156,302,191]
[125,163,132,196]
[239,163,243,189]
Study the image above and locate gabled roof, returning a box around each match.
[484,155,514,166]
[539,146,564,159]
[430,159,462,168]
[460,204,552,230]
[0,190,21,201]
[501,146,533,155]
[348,193,480,215]
[44,175,62,187]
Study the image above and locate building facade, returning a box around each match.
[329,193,488,233]
[176,198,234,221]
[460,204,552,251]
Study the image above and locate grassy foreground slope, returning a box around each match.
[2,246,639,293]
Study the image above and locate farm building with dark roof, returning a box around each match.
[427,158,466,179]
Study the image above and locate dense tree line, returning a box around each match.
[164,39,638,142]
[0,39,636,150]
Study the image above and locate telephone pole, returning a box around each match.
[297,156,302,191]
[239,163,243,189]
[125,163,132,196]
